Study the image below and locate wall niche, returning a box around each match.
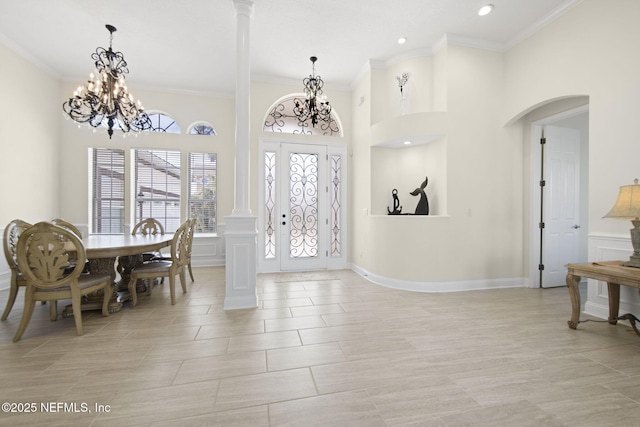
[370,111,448,216]
[371,135,447,216]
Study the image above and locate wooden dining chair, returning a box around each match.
[127,220,190,306]
[51,218,83,238]
[131,218,166,294]
[131,218,165,237]
[51,218,89,274]
[132,218,165,260]
[152,219,196,282]
[12,222,113,342]
[185,218,196,282]
[1,219,31,320]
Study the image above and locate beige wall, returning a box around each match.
[57,85,236,231]
[351,45,525,284]
[3,0,640,290]
[504,0,640,237]
[351,0,640,287]
[57,78,353,234]
[0,43,60,227]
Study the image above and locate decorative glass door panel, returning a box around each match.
[280,144,327,270]
[289,152,318,257]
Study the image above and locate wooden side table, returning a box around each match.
[566,261,640,329]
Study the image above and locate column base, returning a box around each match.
[224,294,259,310]
[223,215,258,310]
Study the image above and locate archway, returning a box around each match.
[508,96,589,288]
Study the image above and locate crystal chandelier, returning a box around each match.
[62,24,152,139]
[293,56,332,128]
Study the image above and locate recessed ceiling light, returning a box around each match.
[398,37,407,45]
[404,140,412,145]
[478,4,494,16]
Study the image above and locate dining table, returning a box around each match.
[61,233,173,316]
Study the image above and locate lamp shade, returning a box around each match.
[603,179,640,219]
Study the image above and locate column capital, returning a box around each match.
[233,0,254,16]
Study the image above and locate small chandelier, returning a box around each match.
[293,56,332,128]
[396,72,411,96]
[62,24,152,139]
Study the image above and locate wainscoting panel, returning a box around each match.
[192,224,226,267]
[585,233,639,319]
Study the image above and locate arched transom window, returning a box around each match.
[188,122,216,136]
[263,94,342,137]
[147,112,181,133]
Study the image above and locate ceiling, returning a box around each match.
[0,0,579,96]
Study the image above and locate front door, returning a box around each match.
[259,140,347,273]
[280,143,328,270]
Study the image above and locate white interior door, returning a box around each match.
[542,125,581,288]
[279,143,328,271]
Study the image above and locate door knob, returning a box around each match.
[572,224,581,229]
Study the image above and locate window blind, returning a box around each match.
[134,149,181,232]
[188,152,217,233]
[91,148,125,234]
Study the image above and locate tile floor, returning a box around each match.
[1,267,640,426]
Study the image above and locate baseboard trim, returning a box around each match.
[584,301,610,320]
[350,264,527,293]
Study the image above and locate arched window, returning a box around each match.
[188,122,216,136]
[263,94,342,137]
[147,112,181,133]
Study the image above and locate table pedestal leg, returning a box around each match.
[62,257,122,317]
[566,273,581,329]
[607,281,621,325]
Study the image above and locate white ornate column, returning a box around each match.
[224,0,258,310]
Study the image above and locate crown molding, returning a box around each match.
[349,0,585,89]
[443,33,504,52]
[0,31,60,79]
[505,0,584,50]
[384,47,434,67]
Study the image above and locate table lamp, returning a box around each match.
[604,179,640,267]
